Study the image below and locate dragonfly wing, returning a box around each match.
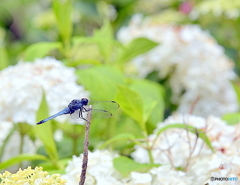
[91,109,113,119]
[87,101,120,112]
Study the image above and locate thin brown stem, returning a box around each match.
[79,107,92,185]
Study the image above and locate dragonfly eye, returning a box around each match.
[81,98,89,105]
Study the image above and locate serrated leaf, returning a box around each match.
[113,156,160,176]
[34,94,58,160]
[155,124,214,152]
[0,154,48,170]
[116,37,159,64]
[23,42,61,61]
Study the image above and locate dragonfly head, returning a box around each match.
[81,98,89,106]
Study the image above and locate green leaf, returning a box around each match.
[222,113,240,125]
[93,20,114,61]
[37,158,71,172]
[53,0,72,43]
[0,28,8,70]
[130,79,165,125]
[76,66,125,100]
[155,124,214,152]
[34,94,58,160]
[116,37,159,64]
[0,46,8,70]
[99,133,136,149]
[0,154,48,170]
[232,81,240,103]
[113,156,160,176]
[23,42,61,61]
[115,85,144,128]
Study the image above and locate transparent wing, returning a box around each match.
[70,100,119,121]
[70,108,113,120]
[91,109,113,119]
[86,100,120,112]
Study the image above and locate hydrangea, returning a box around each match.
[124,172,152,185]
[62,150,122,185]
[189,152,240,184]
[122,166,192,185]
[0,57,89,125]
[117,15,238,117]
[150,165,192,185]
[0,166,66,185]
[131,114,238,168]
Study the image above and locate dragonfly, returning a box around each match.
[36,98,119,125]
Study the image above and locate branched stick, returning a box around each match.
[79,107,92,185]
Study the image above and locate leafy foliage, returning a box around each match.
[0,0,239,179]
[113,156,160,176]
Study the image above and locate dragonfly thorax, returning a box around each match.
[68,99,83,111]
[68,98,89,112]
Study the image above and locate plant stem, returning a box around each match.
[79,107,92,185]
[143,130,154,164]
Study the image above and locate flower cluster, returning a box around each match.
[189,152,240,184]
[0,57,89,125]
[117,15,238,117]
[62,150,122,185]
[62,150,193,185]
[132,114,239,166]
[61,118,240,184]
[124,165,192,185]
[0,166,66,185]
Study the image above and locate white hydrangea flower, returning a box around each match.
[189,152,240,184]
[62,150,123,185]
[150,165,192,185]
[131,114,238,168]
[117,15,238,117]
[0,57,89,125]
[125,172,152,185]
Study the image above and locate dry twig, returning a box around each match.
[79,107,92,185]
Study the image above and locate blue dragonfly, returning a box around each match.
[36,98,119,125]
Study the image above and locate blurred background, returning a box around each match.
[0,0,240,184]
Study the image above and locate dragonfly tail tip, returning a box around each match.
[36,120,44,125]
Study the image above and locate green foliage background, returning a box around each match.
[0,0,240,176]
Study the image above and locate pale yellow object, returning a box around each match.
[0,166,66,185]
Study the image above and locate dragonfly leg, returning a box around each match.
[79,107,90,123]
[83,107,91,112]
